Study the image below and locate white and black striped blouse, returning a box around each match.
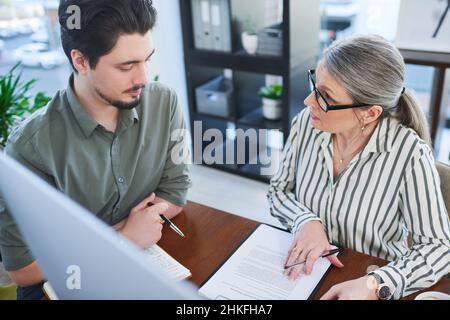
[267,108,450,299]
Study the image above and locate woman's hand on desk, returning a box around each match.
[284,220,343,281]
[119,193,169,248]
[320,276,378,300]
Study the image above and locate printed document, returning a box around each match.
[199,224,335,300]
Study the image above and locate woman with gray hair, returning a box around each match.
[267,35,450,300]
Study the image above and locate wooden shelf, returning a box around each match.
[400,49,450,68]
[193,111,234,123]
[239,164,272,183]
[238,108,283,130]
[203,163,270,183]
[194,108,283,131]
[186,49,286,75]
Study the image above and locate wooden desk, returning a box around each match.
[159,201,450,300]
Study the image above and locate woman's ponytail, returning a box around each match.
[393,88,432,147]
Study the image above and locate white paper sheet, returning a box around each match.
[199,224,335,300]
[145,244,191,281]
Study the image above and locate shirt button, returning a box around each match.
[118,177,125,183]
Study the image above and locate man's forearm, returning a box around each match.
[8,261,44,287]
[153,196,183,219]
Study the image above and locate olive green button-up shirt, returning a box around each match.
[0,76,191,271]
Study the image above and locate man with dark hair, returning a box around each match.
[0,0,191,299]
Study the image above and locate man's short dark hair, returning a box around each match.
[58,0,157,72]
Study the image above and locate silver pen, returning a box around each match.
[159,214,185,238]
[147,202,185,238]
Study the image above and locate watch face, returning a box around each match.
[378,285,391,300]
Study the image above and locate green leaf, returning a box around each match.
[0,63,50,148]
[258,84,283,100]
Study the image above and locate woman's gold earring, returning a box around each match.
[361,126,366,132]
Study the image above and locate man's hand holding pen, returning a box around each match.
[148,202,185,238]
[284,220,344,281]
[119,193,169,249]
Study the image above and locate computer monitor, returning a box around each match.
[0,152,200,299]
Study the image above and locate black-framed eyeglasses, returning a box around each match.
[308,69,372,112]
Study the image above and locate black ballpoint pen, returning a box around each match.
[159,214,185,238]
[148,202,185,238]
[284,248,340,269]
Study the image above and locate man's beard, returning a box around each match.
[94,85,145,110]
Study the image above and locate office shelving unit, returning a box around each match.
[180,0,320,182]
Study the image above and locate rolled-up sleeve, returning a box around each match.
[155,90,192,206]
[267,110,322,233]
[371,147,450,299]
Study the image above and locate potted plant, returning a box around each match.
[241,18,258,55]
[0,63,51,149]
[258,84,283,120]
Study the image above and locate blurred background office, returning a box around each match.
[0,0,449,227]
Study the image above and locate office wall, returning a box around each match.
[353,0,401,41]
[151,0,191,133]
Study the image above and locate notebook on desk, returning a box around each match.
[199,224,337,300]
[144,244,191,280]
